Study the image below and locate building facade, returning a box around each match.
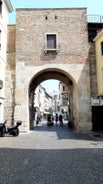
[0,0,13,121]
[59,82,69,116]
[94,30,103,96]
[5,8,93,132]
[91,30,103,131]
[35,85,53,115]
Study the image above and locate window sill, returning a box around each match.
[44,48,59,53]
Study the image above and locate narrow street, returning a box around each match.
[0,121,103,184]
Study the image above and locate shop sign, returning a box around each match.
[91,97,100,105]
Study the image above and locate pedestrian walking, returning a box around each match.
[55,113,58,124]
[59,114,63,126]
[47,114,54,126]
[35,112,41,125]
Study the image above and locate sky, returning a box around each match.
[41,80,59,93]
[9,0,103,24]
[8,0,103,92]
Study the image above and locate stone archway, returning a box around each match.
[11,65,92,133]
[4,63,92,133]
[29,68,78,131]
[5,8,92,133]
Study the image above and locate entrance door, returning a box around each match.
[92,106,103,131]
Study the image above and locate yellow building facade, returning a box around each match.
[94,30,103,96]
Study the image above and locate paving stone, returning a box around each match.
[0,122,103,184]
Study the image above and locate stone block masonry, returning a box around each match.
[5,8,93,132]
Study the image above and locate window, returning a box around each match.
[0,1,2,14]
[0,80,3,89]
[101,41,103,55]
[102,68,103,86]
[47,34,56,49]
[0,30,1,49]
[44,33,58,52]
[63,85,66,92]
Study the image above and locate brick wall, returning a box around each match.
[16,8,88,66]
[4,25,16,125]
[89,43,98,95]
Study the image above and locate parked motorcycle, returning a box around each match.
[0,120,22,137]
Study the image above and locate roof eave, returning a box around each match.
[4,0,13,12]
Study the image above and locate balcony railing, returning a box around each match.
[87,15,103,23]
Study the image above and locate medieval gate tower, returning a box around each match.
[5,8,92,132]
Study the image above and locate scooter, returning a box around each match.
[0,120,22,137]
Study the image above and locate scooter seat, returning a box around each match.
[7,126,15,130]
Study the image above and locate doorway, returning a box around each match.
[92,106,103,131]
[29,69,76,130]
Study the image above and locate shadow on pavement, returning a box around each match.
[33,121,103,142]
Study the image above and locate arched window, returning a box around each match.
[101,41,103,55]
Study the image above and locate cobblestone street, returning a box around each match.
[0,121,103,184]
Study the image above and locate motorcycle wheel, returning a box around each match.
[0,132,3,137]
[0,132,4,137]
[0,128,5,137]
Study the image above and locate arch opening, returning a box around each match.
[28,68,78,130]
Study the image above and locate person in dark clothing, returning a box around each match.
[47,114,54,126]
[36,113,41,125]
[55,113,58,124]
[59,114,63,126]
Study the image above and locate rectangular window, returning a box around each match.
[45,33,58,52]
[101,41,103,55]
[63,85,66,91]
[0,80,3,89]
[47,34,56,49]
[0,1,2,14]
[0,30,1,49]
[102,68,103,86]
